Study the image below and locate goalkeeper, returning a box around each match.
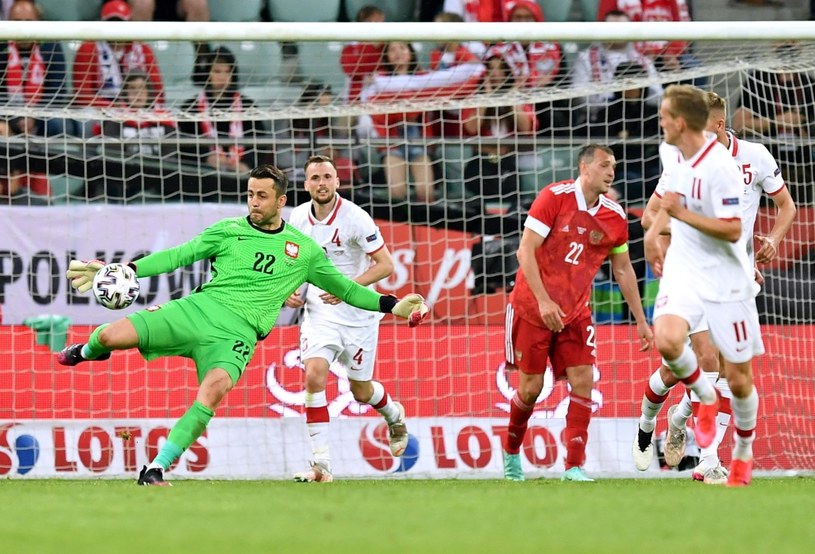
[57,164,429,486]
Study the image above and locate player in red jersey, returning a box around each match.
[502,144,654,482]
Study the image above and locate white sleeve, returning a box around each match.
[655,143,679,197]
[355,213,386,255]
[754,143,786,195]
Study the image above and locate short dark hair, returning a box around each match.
[577,144,615,168]
[604,9,629,20]
[249,164,288,196]
[304,154,337,174]
[356,5,384,22]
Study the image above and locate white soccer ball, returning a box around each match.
[92,263,140,310]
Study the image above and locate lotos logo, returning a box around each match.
[0,423,40,475]
[359,423,419,473]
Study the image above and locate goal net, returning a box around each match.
[2,21,814,478]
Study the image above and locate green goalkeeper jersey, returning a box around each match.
[132,216,383,337]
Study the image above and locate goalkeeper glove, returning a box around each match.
[391,293,430,328]
[66,259,105,294]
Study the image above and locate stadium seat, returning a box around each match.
[439,144,472,200]
[37,0,103,21]
[50,175,86,203]
[242,84,305,106]
[295,42,345,92]
[268,0,341,22]
[579,0,600,21]
[540,146,578,182]
[209,0,263,22]
[149,41,196,85]
[536,0,573,22]
[344,0,416,22]
[213,41,282,86]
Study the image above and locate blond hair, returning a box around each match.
[663,85,709,132]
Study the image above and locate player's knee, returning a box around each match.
[726,368,753,397]
[517,381,543,405]
[349,381,373,403]
[198,370,233,409]
[655,336,682,360]
[97,324,119,349]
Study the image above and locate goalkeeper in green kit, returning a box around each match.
[57,165,429,486]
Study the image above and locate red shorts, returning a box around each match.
[505,306,596,379]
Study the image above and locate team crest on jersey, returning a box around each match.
[589,230,604,244]
[285,241,300,258]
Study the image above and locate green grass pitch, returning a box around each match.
[3,478,814,553]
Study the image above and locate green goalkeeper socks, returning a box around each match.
[81,324,110,360]
[153,401,214,470]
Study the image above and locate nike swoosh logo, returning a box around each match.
[237,237,248,241]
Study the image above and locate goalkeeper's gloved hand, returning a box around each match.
[391,293,430,328]
[66,259,105,294]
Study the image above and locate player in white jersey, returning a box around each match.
[633,91,795,484]
[645,84,764,487]
[286,155,408,483]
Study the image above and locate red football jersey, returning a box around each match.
[510,180,629,327]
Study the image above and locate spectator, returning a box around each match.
[339,5,385,104]
[599,61,660,203]
[114,0,212,86]
[364,41,436,203]
[732,42,815,203]
[429,11,481,137]
[100,72,176,160]
[502,0,562,90]
[272,82,357,197]
[72,1,165,110]
[442,0,504,22]
[596,0,698,76]
[361,41,483,203]
[461,48,536,218]
[177,46,266,175]
[0,118,50,203]
[0,0,71,136]
[124,0,209,22]
[430,12,483,68]
[571,10,662,127]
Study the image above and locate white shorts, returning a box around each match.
[300,319,380,382]
[654,282,764,364]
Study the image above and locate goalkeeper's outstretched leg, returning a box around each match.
[56,319,139,366]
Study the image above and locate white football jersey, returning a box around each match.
[656,133,786,264]
[661,135,754,302]
[726,132,786,263]
[288,195,386,326]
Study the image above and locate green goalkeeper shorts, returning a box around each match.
[127,293,257,385]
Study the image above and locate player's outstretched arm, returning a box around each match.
[67,226,222,293]
[308,252,429,326]
[610,249,654,352]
